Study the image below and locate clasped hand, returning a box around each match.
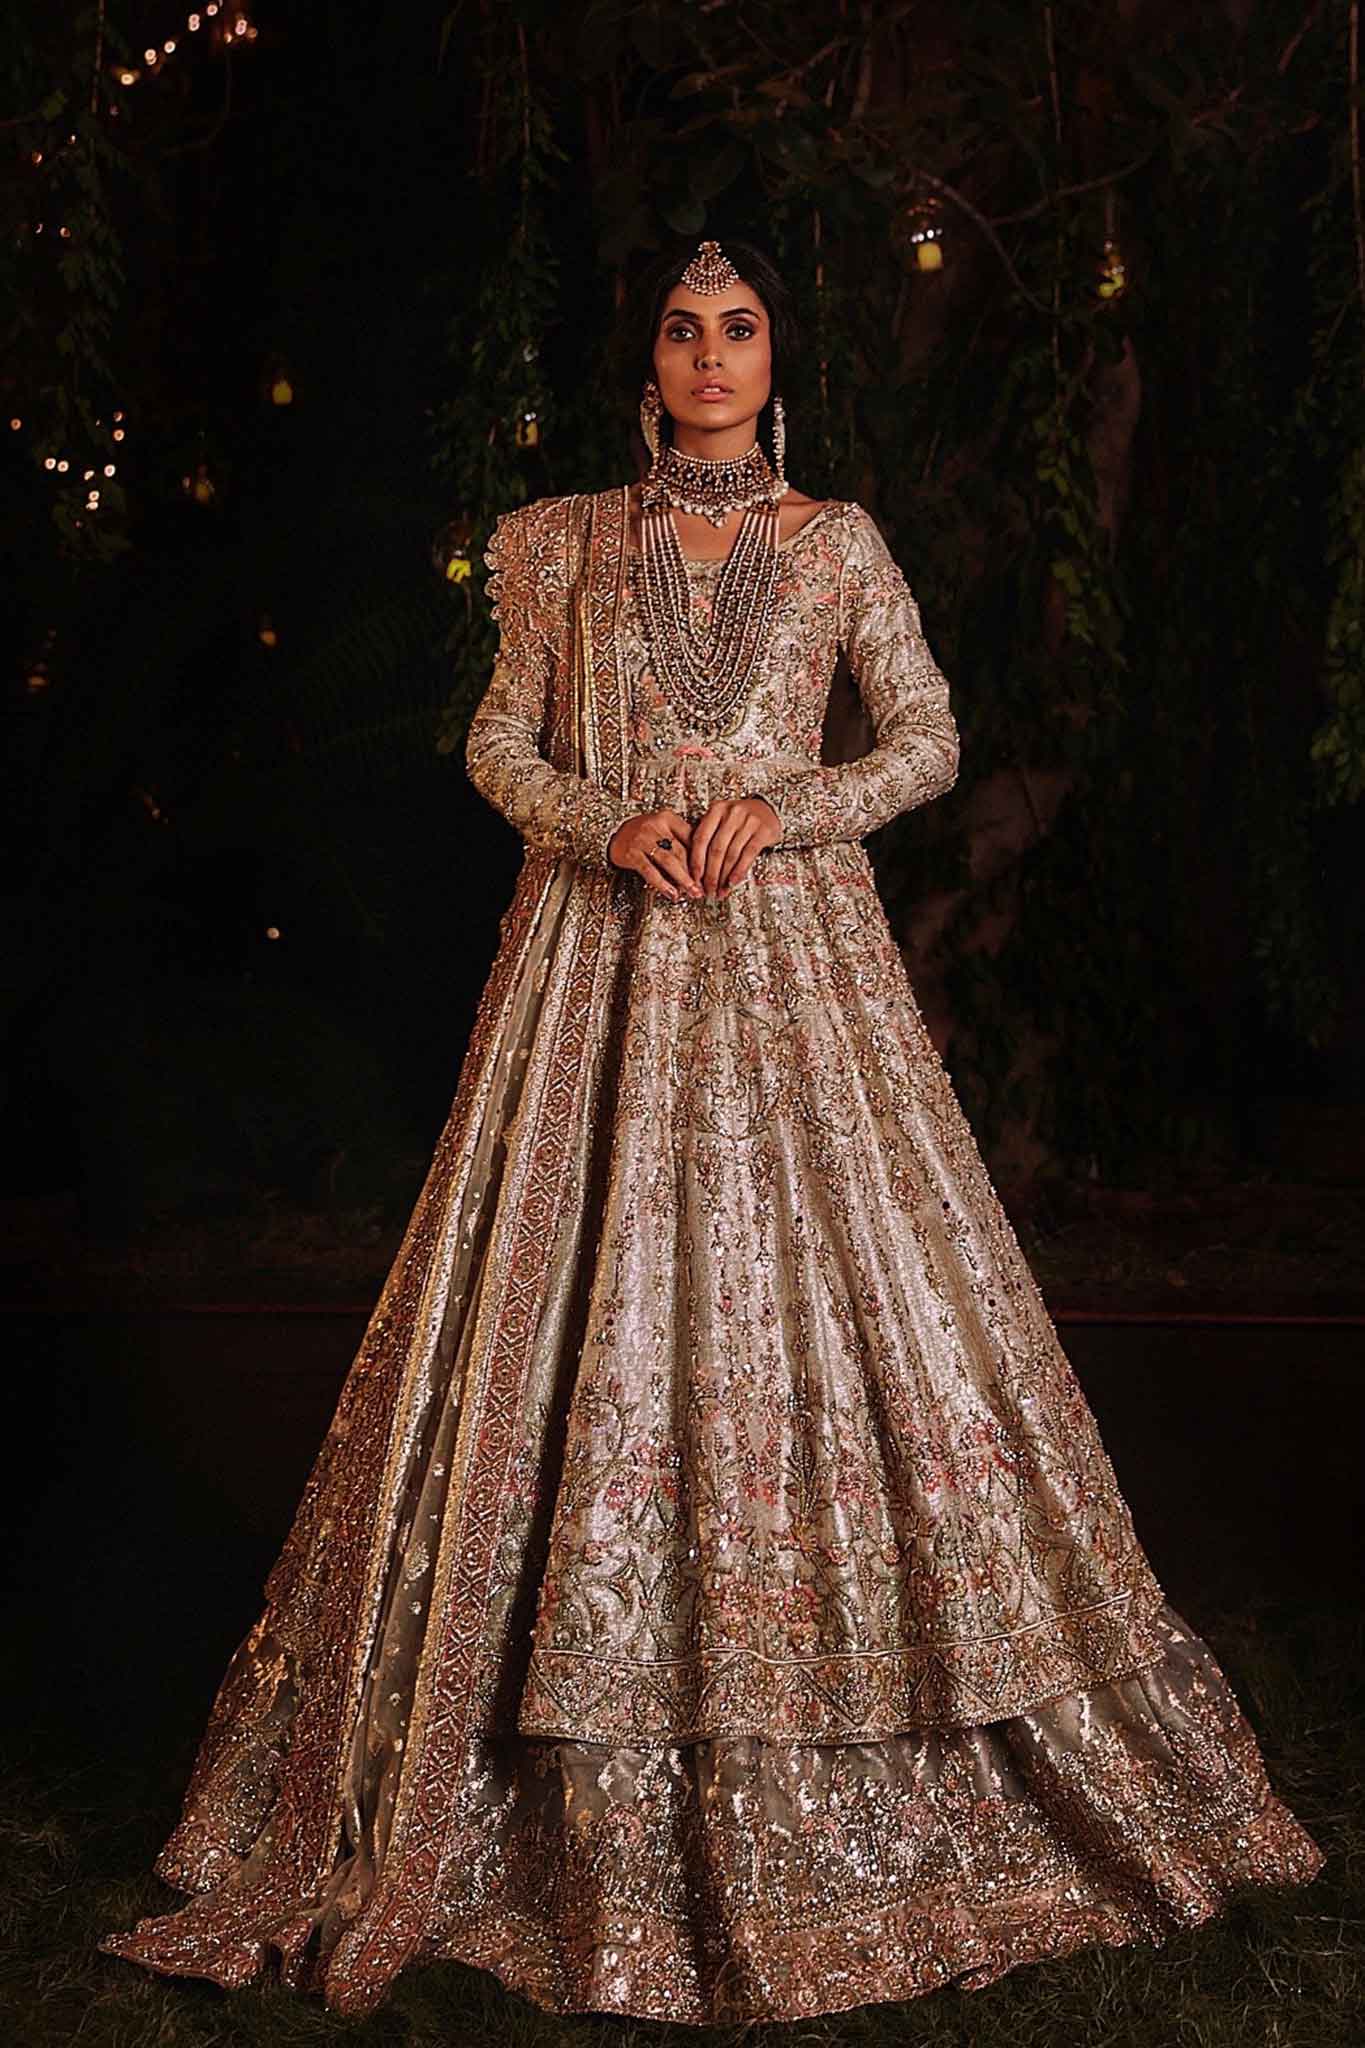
[607,794,780,902]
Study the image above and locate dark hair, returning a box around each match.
[614,237,801,451]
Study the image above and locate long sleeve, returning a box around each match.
[758,505,960,849]
[465,496,639,871]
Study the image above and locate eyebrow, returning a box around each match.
[660,303,764,323]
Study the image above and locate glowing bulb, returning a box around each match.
[56,459,69,472]
[112,429,125,442]
[104,464,116,476]
[163,39,176,53]
[265,925,281,940]
[190,11,201,24]
[1097,238,1127,301]
[44,457,56,470]
[145,47,158,62]
[9,418,20,431]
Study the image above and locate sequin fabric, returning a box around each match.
[99,488,1324,2023]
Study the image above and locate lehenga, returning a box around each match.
[99,485,1324,2023]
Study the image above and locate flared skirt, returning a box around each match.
[98,837,1324,2022]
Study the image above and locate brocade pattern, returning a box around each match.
[99,485,1323,2023]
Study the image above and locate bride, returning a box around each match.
[99,235,1323,2025]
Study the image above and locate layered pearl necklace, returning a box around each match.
[634,439,787,740]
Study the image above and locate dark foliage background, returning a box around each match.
[2,0,1363,1257]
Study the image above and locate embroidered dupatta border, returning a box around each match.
[324,487,632,1999]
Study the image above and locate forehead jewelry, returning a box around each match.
[679,238,742,295]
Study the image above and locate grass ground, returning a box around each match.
[3,1602,1359,2048]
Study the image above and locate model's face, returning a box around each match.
[651,280,773,437]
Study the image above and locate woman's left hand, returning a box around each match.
[688,795,780,898]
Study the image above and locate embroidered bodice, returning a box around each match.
[466,491,960,869]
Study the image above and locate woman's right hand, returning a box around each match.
[607,808,705,901]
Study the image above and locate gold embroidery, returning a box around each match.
[99,489,1322,2023]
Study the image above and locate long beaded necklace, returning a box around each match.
[633,439,787,739]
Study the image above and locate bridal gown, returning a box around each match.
[99,487,1323,2023]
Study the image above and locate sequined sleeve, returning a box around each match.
[761,505,960,848]
[465,496,639,871]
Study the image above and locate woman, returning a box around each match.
[100,237,1323,2024]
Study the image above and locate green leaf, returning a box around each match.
[661,193,705,236]
[688,139,746,201]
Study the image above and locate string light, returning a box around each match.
[16,9,261,521]
[121,4,255,86]
[33,411,126,507]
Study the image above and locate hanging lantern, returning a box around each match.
[433,514,475,584]
[1096,190,1127,305]
[1096,238,1127,303]
[182,461,217,505]
[259,355,296,406]
[892,194,946,274]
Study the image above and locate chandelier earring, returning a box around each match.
[771,393,787,487]
[639,380,665,469]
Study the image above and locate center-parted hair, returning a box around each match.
[614,238,801,446]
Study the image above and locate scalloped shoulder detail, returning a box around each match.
[483,494,578,626]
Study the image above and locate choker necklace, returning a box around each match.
[643,439,787,528]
